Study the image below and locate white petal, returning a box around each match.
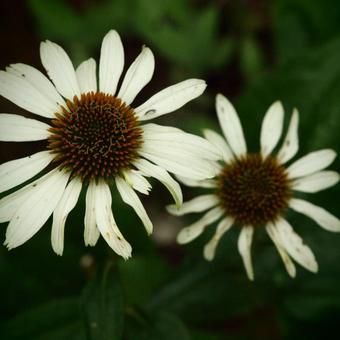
[94,180,132,259]
[237,226,254,281]
[277,109,299,164]
[289,198,340,232]
[167,194,219,216]
[203,129,234,162]
[115,176,153,234]
[0,151,54,193]
[0,167,64,223]
[134,158,182,207]
[266,222,296,277]
[142,139,220,166]
[0,114,50,142]
[40,40,80,100]
[7,63,65,109]
[142,124,221,161]
[84,180,100,246]
[99,30,124,95]
[4,168,70,249]
[287,149,336,179]
[215,94,247,157]
[203,217,234,261]
[292,171,339,193]
[177,207,224,244]
[51,178,82,255]
[275,218,318,273]
[76,58,97,93]
[175,175,217,189]
[0,71,58,118]
[139,147,219,181]
[136,79,206,120]
[118,46,154,105]
[260,101,284,158]
[123,169,151,195]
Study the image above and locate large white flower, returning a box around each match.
[168,94,340,280]
[0,30,220,258]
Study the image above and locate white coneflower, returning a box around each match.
[0,30,220,258]
[168,94,340,280]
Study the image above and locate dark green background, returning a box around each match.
[0,0,339,339]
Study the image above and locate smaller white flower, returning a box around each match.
[168,94,340,280]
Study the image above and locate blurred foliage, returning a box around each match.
[0,0,340,339]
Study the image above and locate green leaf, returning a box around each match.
[28,0,80,40]
[144,259,251,325]
[81,263,124,340]
[124,310,190,340]
[134,0,232,74]
[273,0,340,62]
[1,297,85,340]
[118,255,171,306]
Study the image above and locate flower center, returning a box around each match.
[48,92,143,181]
[217,153,292,226]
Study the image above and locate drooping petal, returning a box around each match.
[0,71,59,118]
[237,226,255,281]
[274,218,318,273]
[139,147,218,181]
[117,46,154,105]
[167,194,219,216]
[142,123,221,161]
[0,151,54,193]
[203,129,234,162]
[51,178,82,255]
[266,222,296,277]
[76,58,97,93]
[4,168,70,249]
[123,169,152,195]
[276,109,299,164]
[115,176,153,234]
[203,217,234,261]
[40,40,80,100]
[292,171,339,193]
[99,30,124,95]
[215,94,247,158]
[84,180,100,246]
[136,79,206,120]
[94,180,132,259]
[7,63,65,109]
[175,175,217,189]
[287,149,336,179]
[134,159,182,207]
[177,207,224,244]
[289,198,340,232]
[0,114,50,142]
[260,101,284,158]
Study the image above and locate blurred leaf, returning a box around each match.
[134,0,232,74]
[124,310,190,340]
[81,263,124,340]
[144,259,252,325]
[118,255,171,306]
[240,36,265,82]
[1,297,85,340]
[273,0,340,62]
[28,0,80,40]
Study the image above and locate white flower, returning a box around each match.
[168,94,340,280]
[0,29,220,258]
